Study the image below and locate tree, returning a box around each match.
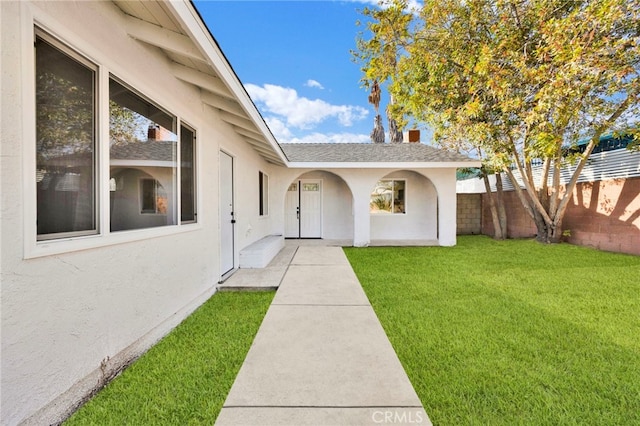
[355,1,412,144]
[368,79,386,143]
[355,0,640,243]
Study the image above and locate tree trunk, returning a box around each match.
[388,116,403,144]
[371,114,385,144]
[512,90,638,244]
[495,172,508,238]
[483,174,504,239]
[533,215,563,243]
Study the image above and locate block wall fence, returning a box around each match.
[456,177,640,256]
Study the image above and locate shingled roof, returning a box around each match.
[280,143,476,163]
[110,140,176,162]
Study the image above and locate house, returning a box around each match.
[0,1,479,424]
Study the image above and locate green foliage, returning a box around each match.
[109,101,142,146]
[345,237,640,424]
[36,72,94,159]
[370,195,392,212]
[65,292,274,425]
[354,0,640,241]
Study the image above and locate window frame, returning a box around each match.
[26,23,201,259]
[180,122,197,224]
[34,28,100,241]
[370,179,407,215]
[259,171,269,217]
[108,75,178,231]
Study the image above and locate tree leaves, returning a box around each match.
[354,0,640,242]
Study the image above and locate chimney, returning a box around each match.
[148,125,174,141]
[403,129,420,143]
[148,125,159,140]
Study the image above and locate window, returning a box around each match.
[180,124,197,223]
[35,31,97,240]
[140,179,168,214]
[33,27,198,247]
[259,171,269,216]
[109,78,177,232]
[302,183,319,191]
[370,180,406,214]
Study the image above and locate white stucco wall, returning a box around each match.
[0,2,277,424]
[274,167,459,247]
[370,170,438,240]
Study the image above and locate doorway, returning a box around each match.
[220,151,235,275]
[285,179,322,238]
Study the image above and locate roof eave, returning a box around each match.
[162,1,288,166]
[286,161,483,169]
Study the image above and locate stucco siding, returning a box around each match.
[370,171,438,240]
[1,2,277,424]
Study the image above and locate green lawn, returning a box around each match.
[65,291,273,425]
[344,236,640,425]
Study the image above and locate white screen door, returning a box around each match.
[220,151,234,275]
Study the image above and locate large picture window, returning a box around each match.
[370,180,406,214]
[33,28,198,247]
[109,78,177,232]
[35,32,97,240]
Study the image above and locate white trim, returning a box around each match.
[27,223,202,259]
[286,161,482,169]
[179,120,198,225]
[23,7,203,259]
[22,2,39,258]
[370,179,407,215]
[110,160,175,168]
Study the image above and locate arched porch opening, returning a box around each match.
[369,170,438,244]
[284,170,354,241]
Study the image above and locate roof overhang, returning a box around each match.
[113,0,287,166]
[286,161,482,169]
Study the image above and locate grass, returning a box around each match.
[65,291,273,425]
[344,236,640,425]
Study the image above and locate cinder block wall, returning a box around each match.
[481,191,537,238]
[478,177,640,256]
[563,177,640,255]
[457,194,482,235]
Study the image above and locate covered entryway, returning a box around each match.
[285,179,322,238]
[369,170,438,243]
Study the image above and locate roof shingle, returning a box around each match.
[280,143,477,163]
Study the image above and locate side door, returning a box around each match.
[219,151,235,275]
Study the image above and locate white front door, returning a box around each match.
[285,179,322,238]
[220,151,234,275]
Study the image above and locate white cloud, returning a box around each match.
[262,117,293,141]
[305,79,324,90]
[284,132,371,144]
[246,83,368,130]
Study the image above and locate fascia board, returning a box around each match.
[286,161,483,169]
[164,1,288,165]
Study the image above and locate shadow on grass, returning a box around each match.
[345,236,640,425]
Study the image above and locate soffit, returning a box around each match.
[111,0,287,165]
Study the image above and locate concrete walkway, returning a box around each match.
[215,244,431,426]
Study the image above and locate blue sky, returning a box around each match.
[193,0,422,144]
